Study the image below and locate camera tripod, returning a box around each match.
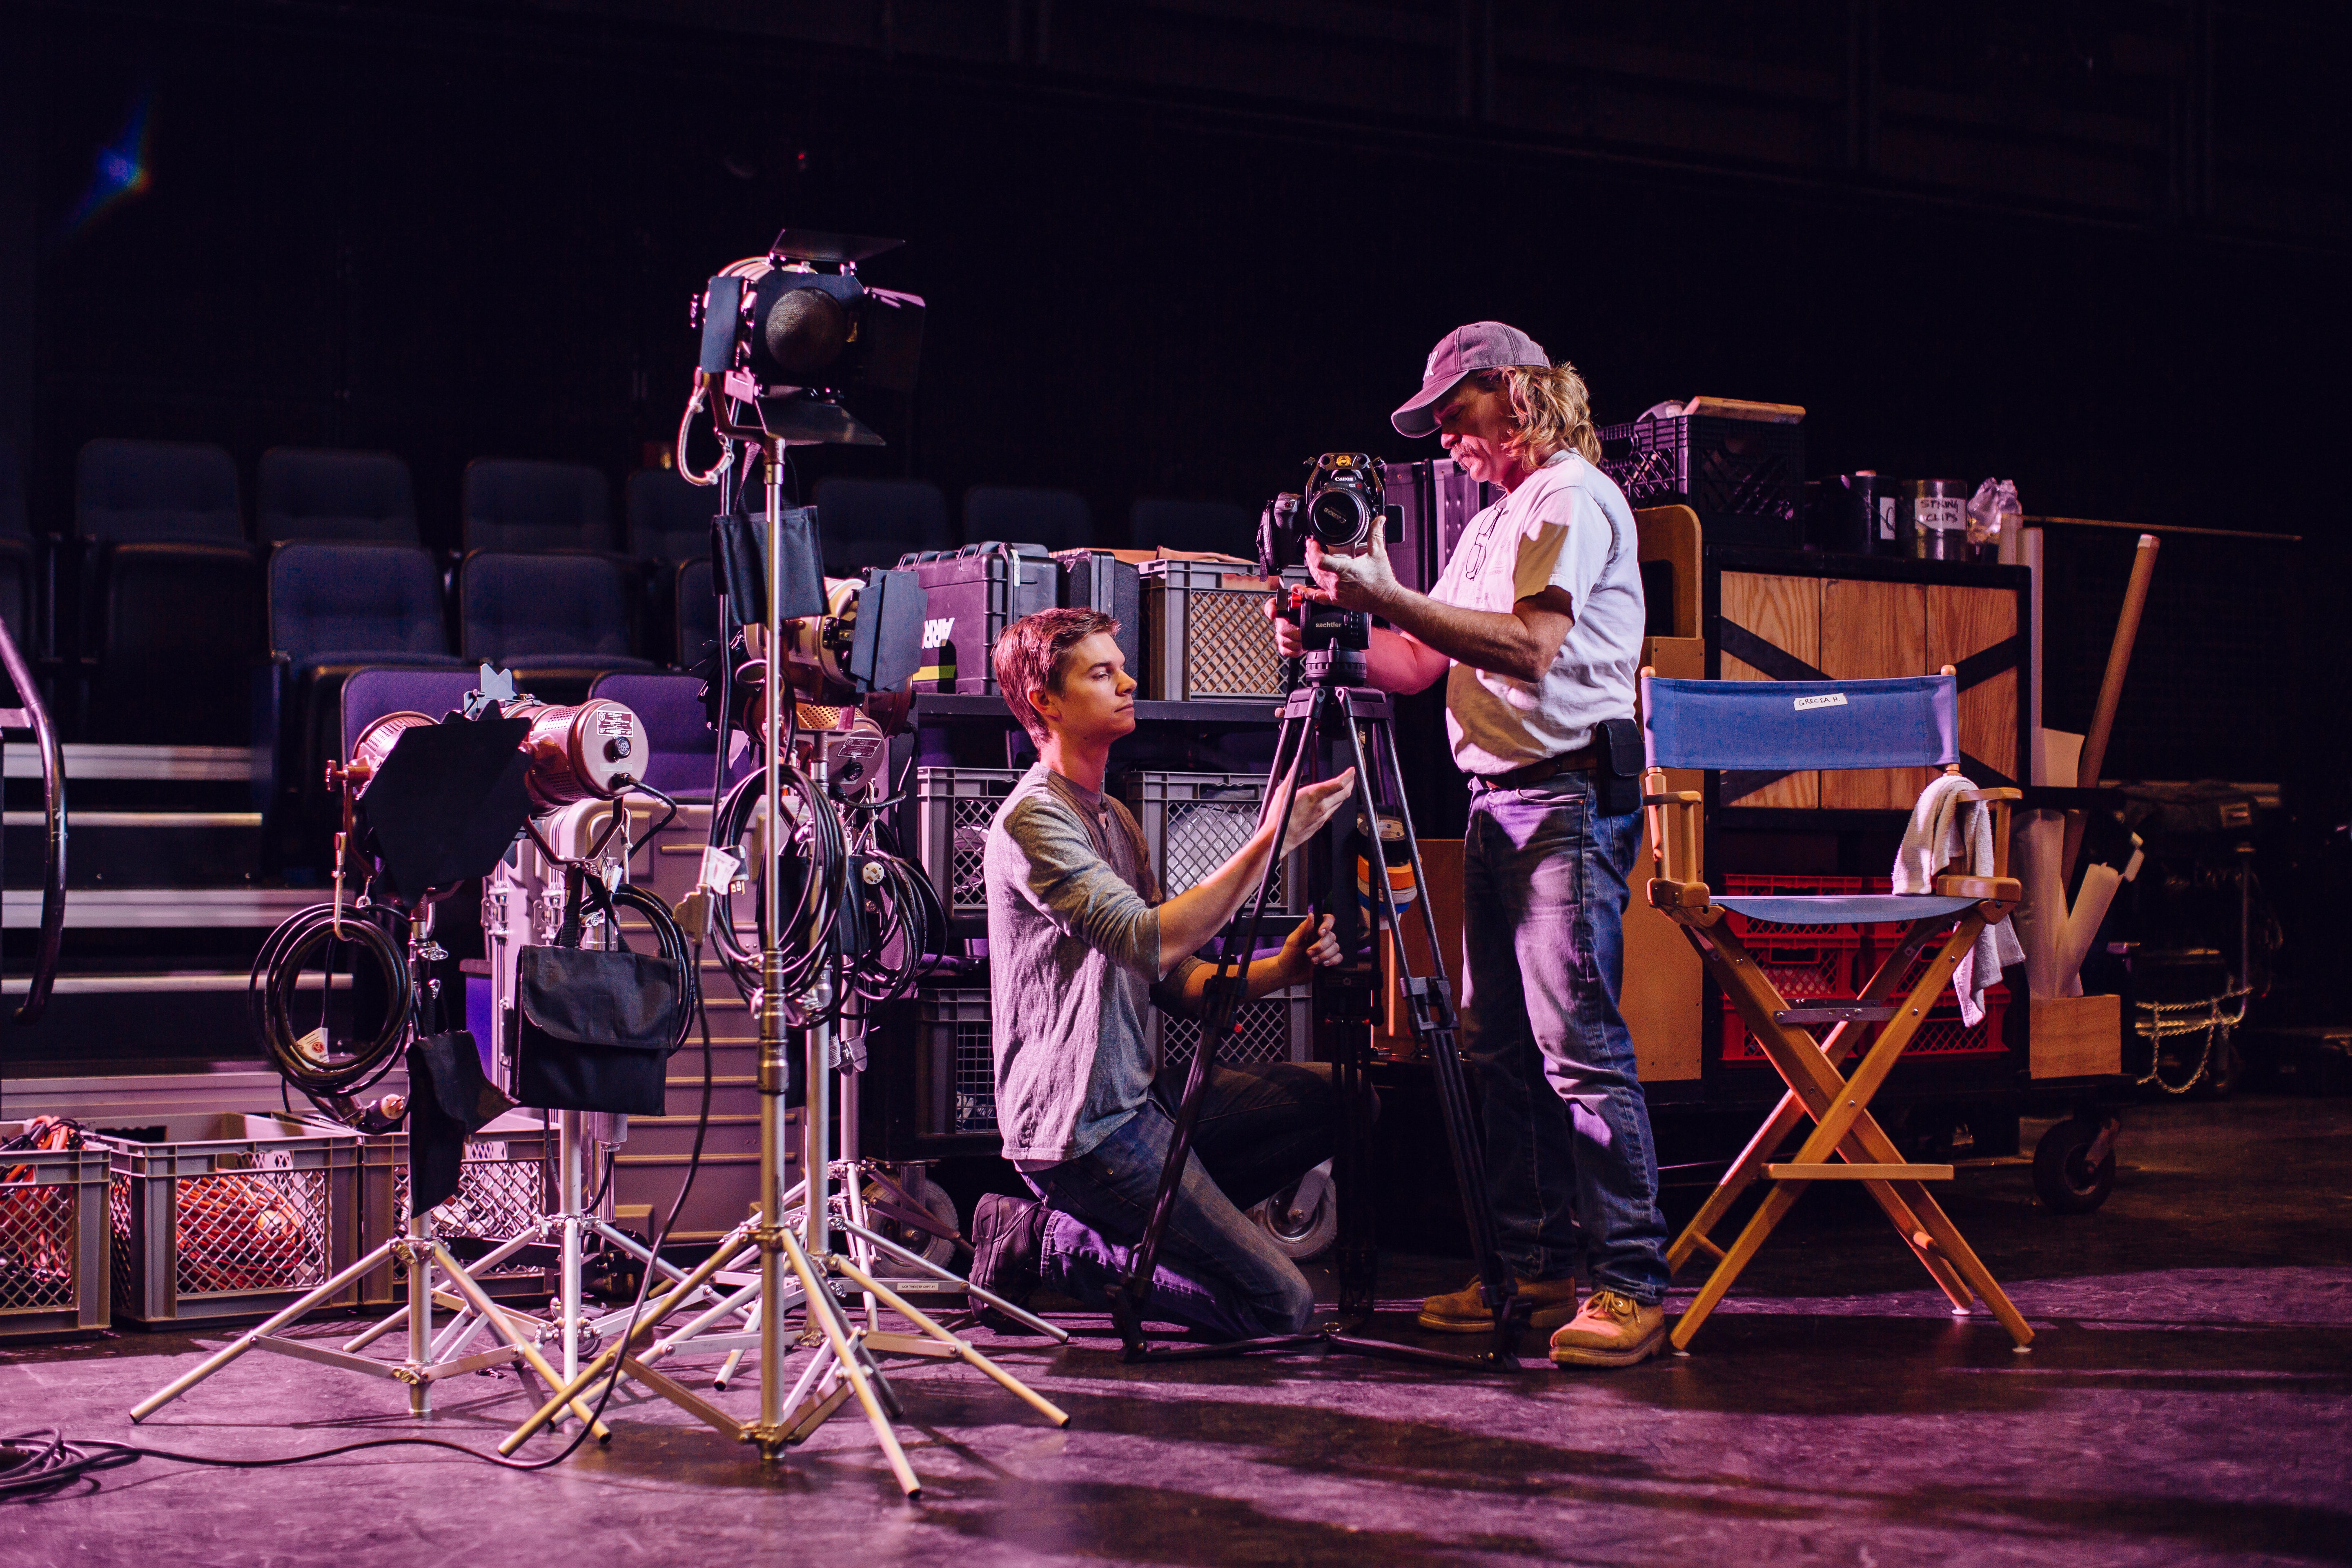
[496,432,1069,1493]
[130,902,612,1431]
[1112,617,1530,1371]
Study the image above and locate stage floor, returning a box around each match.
[4,1094,2346,1566]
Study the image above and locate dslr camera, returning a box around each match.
[1256,452,1401,579]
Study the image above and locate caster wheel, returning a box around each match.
[2033,1116,2116,1214]
[1251,1160,1338,1261]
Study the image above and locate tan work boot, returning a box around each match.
[1417,1274,1579,1334]
[1548,1288,1667,1368]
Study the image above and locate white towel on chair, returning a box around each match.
[1893,772,2025,1027]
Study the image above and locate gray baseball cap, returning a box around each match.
[1390,321,1549,438]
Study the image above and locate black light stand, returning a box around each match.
[1111,606,1530,1372]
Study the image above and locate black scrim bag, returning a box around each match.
[513,946,683,1116]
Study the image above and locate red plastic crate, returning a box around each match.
[1718,986,2010,1066]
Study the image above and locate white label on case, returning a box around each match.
[1794,692,1849,712]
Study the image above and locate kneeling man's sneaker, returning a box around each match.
[969,1192,1049,1327]
[1418,1274,1579,1334]
[1548,1288,1667,1368]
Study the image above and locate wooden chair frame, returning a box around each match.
[1642,666,2033,1352]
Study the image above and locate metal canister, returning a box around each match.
[503,698,647,812]
[1819,472,1898,555]
[1901,479,1971,560]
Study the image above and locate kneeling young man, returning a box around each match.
[968,608,1360,1338]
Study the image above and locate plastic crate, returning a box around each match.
[1116,769,1306,917]
[913,988,998,1138]
[1152,984,1312,1076]
[1720,987,2010,1066]
[101,1114,363,1327]
[356,1115,554,1307]
[913,767,1027,921]
[1139,559,1306,701]
[1596,413,1802,544]
[0,1121,111,1340]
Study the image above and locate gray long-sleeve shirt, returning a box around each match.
[982,763,1206,1166]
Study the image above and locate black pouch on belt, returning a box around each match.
[512,945,683,1117]
[1595,716,1644,817]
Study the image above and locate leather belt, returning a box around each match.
[1469,739,1605,793]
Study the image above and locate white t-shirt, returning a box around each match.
[1424,450,1646,775]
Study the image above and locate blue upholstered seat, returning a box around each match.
[462,458,614,554]
[589,670,745,800]
[813,477,951,572]
[964,484,1091,552]
[258,448,419,544]
[460,550,652,704]
[1711,893,1980,928]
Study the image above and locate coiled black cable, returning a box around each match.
[248,902,414,1111]
[708,760,848,1018]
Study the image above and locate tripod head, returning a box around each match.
[1280,590,1372,687]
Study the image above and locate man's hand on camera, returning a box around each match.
[1277,913,1344,981]
[1276,768,1356,858]
[1299,527,1401,612]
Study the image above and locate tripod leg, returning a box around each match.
[779,1225,920,1496]
[831,1253,1071,1428]
[1114,687,1327,1353]
[129,1241,399,1421]
[433,1244,612,1439]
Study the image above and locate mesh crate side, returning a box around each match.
[921,989,998,1135]
[1156,986,1310,1074]
[915,768,1025,918]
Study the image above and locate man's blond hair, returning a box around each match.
[1472,361,1602,466]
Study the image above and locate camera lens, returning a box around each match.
[1307,486,1369,546]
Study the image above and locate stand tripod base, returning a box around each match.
[1124,1325,1524,1372]
[129,1215,610,1436]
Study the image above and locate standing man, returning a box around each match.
[966,607,1362,1339]
[1270,322,1672,1367]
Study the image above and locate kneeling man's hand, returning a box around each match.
[1278,913,1343,980]
[1278,768,1356,856]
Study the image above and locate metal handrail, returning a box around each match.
[0,619,66,1022]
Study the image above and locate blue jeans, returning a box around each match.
[1022,1060,1361,1339]
[1461,771,1670,1304]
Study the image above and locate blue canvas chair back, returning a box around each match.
[1643,674,1957,773]
[1644,673,1972,928]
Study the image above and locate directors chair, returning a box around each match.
[1640,667,2033,1353]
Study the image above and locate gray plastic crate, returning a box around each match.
[101,1114,363,1327]
[1117,769,1306,917]
[917,988,998,1138]
[1139,559,1308,701]
[914,767,1026,921]
[1151,984,1313,1076]
[0,1122,111,1340]
[356,1113,555,1307]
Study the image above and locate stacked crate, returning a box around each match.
[1715,873,2010,1067]
[0,1121,111,1340]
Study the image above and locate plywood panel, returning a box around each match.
[1928,584,2020,783]
[1374,838,1464,1058]
[1624,798,1704,1081]
[1820,577,1931,809]
[1717,572,1819,808]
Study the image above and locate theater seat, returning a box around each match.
[460,550,653,705]
[0,439,37,657]
[73,438,259,744]
[964,485,1091,552]
[675,557,720,670]
[462,458,614,554]
[1131,497,1255,558]
[258,448,420,545]
[265,542,464,836]
[627,467,714,670]
[813,477,951,572]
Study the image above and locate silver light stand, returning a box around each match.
[131,902,612,1432]
[498,430,1069,1491]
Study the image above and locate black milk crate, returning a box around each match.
[1381,458,1497,594]
[1139,559,1307,702]
[101,1114,363,1327]
[1151,984,1312,1076]
[1597,412,1804,546]
[358,1114,555,1307]
[1116,769,1307,917]
[898,541,1057,694]
[0,1122,111,1340]
[914,766,1026,922]
[861,991,1000,1162]
[1054,548,1143,677]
